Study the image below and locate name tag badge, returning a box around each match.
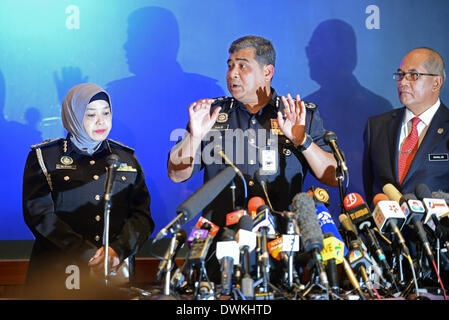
[429,153,448,161]
[261,149,277,174]
[212,124,229,130]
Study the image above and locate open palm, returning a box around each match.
[277,94,306,146]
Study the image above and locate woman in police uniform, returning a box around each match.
[22,83,154,299]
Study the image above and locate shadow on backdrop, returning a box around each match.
[303,19,393,218]
[105,7,225,233]
[0,69,42,238]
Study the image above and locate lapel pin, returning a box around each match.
[437,128,444,134]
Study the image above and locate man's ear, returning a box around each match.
[264,64,274,82]
[432,75,443,93]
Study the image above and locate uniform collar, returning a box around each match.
[65,134,109,156]
[232,87,279,115]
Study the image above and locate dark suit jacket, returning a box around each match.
[363,102,449,206]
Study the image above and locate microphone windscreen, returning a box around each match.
[343,193,365,210]
[177,166,236,221]
[373,193,389,207]
[323,131,337,143]
[248,196,265,218]
[106,153,120,167]
[176,228,187,244]
[432,191,449,205]
[415,183,432,200]
[382,183,402,203]
[292,193,324,252]
[219,227,236,241]
[238,215,253,231]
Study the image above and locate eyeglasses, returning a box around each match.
[393,71,439,81]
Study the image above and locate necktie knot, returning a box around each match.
[411,117,421,128]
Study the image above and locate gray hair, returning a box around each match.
[229,35,276,67]
[413,47,446,87]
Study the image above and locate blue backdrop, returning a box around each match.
[0,0,448,240]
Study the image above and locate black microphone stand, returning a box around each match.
[336,161,346,216]
[162,232,181,298]
[103,155,120,286]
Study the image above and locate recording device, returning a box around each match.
[187,218,218,265]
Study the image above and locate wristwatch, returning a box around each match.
[298,133,313,152]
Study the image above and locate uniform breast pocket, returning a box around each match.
[111,171,138,205]
[51,169,96,211]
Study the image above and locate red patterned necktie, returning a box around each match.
[398,117,421,184]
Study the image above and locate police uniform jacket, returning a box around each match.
[22,136,154,293]
[176,88,331,229]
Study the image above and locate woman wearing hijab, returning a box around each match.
[22,83,154,299]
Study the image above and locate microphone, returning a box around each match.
[177,165,237,221]
[383,183,435,260]
[373,193,408,254]
[214,145,248,208]
[235,215,256,299]
[254,170,273,211]
[104,154,120,201]
[343,192,375,232]
[307,186,331,207]
[154,166,236,243]
[103,154,120,279]
[216,228,240,296]
[292,193,324,253]
[340,211,398,292]
[315,201,348,256]
[415,184,449,225]
[402,193,434,263]
[322,131,348,172]
[321,232,344,292]
[247,196,266,219]
[292,193,328,290]
[156,228,187,281]
[432,191,449,207]
[226,209,247,227]
[252,205,276,237]
[347,240,378,299]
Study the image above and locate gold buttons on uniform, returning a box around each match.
[95,235,100,242]
[90,160,95,165]
[93,175,99,180]
[95,194,101,201]
[64,176,70,181]
[248,180,254,187]
[121,176,127,181]
[95,215,101,222]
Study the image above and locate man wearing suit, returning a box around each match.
[363,47,448,206]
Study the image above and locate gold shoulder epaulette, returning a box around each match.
[30,138,63,150]
[107,139,135,153]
